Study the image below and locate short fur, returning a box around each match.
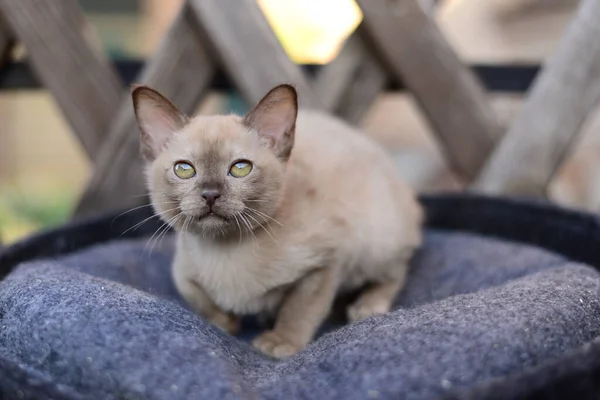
[133,84,423,358]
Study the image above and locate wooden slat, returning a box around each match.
[313,33,365,113]
[356,0,503,180]
[335,58,386,126]
[0,0,121,160]
[188,0,322,110]
[314,30,387,124]
[418,0,437,13]
[0,19,14,67]
[334,31,388,125]
[75,7,217,217]
[314,0,437,120]
[473,0,600,197]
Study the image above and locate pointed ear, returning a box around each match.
[132,85,187,161]
[243,84,298,160]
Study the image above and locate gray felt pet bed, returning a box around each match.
[0,194,600,400]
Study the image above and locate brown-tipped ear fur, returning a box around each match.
[243,84,298,160]
[132,85,187,161]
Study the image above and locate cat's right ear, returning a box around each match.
[243,84,298,161]
[132,85,187,161]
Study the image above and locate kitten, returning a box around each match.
[133,84,423,358]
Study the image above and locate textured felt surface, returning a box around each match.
[1,227,599,400]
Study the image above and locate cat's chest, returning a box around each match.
[180,237,298,314]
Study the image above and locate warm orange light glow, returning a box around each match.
[258,0,362,64]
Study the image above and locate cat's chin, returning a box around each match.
[198,211,227,221]
[190,213,232,238]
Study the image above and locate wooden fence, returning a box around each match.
[0,0,600,222]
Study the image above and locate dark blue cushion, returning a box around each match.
[0,194,599,400]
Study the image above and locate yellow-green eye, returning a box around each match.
[174,162,196,179]
[229,160,253,178]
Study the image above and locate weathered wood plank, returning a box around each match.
[418,0,438,13]
[314,0,437,118]
[188,0,322,109]
[334,31,388,125]
[75,7,217,217]
[314,0,439,123]
[335,59,386,126]
[314,29,387,124]
[356,0,503,180]
[0,0,121,159]
[0,18,14,68]
[313,34,362,113]
[473,0,600,197]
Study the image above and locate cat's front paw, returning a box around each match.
[252,330,302,358]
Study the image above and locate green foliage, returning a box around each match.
[0,189,73,230]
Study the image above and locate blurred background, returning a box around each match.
[1,0,596,244]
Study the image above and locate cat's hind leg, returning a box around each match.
[347,266,407,322]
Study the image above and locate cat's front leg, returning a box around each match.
[252,266,338,358]
[173,270,240,335]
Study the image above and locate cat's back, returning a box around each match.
[281,110,422,266]
[291,109,412,198]
[294,109,385,162]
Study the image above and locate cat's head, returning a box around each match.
[132,84,298,239]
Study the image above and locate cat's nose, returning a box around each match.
[202,190,221,207]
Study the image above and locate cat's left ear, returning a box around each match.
[132,85,187,161]
[243,84,298,160]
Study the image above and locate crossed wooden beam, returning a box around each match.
[1,0,600,219]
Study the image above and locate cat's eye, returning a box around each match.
[229,160,253,178]
[174,162,196,179]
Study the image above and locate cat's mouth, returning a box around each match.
[198,211,227,221]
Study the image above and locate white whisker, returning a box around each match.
[243,211,278,245]
[152,217,176,254]
[157,213,181,249]
[244,206,283,227]
[238,213,258,249]
[144,213,181,256]
[112,201,178,224]
[183,215,193,233]
[143,221,169,256]
[233,214,243,247]
[120,206,179,237]
[112,204,154,221]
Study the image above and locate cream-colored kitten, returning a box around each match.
[133,84,423,358]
